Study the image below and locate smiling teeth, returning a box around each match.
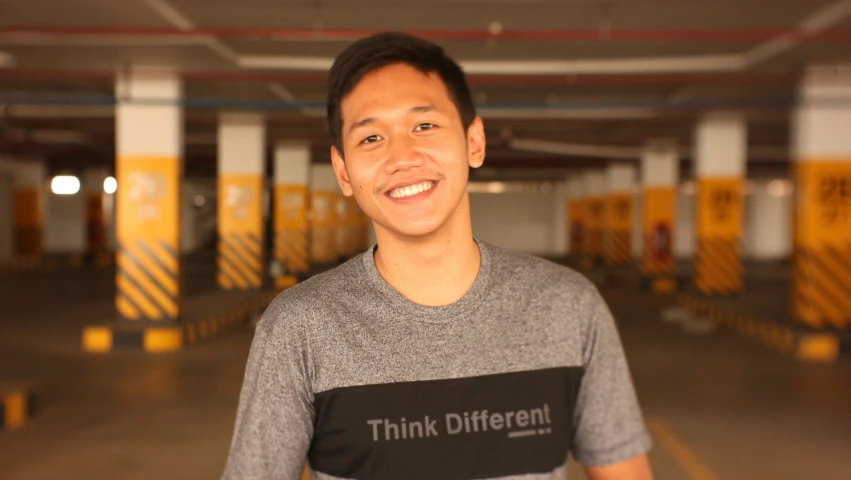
[390,181,434,198]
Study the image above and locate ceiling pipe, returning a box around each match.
[3,25,851,43]
[0,68,800,86]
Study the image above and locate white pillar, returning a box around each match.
[694,111,747,294]
[217,112,266,291]
[273,141,311,287]
[114,71,183,323]
[791,65,851,331]
[640,140,680,291]
[604,164,636,265]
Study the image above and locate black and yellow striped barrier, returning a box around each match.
[677,294,842,362]
[82,290,279,353]
[1,387,37,432]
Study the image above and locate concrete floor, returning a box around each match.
[1,262,850,480]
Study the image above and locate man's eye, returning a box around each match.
[414,123,435,131]
[361,135,382,144]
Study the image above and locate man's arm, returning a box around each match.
[221,296,315,480]
[585,453,654,480]
[569,281,654,475]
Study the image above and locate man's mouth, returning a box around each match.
[387,181,437,199]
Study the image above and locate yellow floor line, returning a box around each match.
[646,416,719,480]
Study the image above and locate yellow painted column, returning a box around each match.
[792,66,851,330]
[334,195,353,261]
[114,71,183,323]
[641,140,679,293]
[694,112,747,295]
[273,141,310,288]
[310,164,340,268]
[581,171,606,270]
[604,164,635,266]
[217,112,266,291]
[13,161,45,259]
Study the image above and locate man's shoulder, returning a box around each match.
[259,253,365,328]
[485,242,599,298]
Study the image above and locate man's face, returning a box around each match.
[330,63,486,239]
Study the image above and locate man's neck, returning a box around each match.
[372,214,481,308]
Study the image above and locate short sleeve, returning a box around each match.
[220,294,315,479]
[570,285,653,466]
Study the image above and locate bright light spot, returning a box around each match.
[767,179,793,197]
[488,21,503,35]
[194,195,206,207]
[680,181,696,195]
[51,175,80,195]
[103,176,117,194]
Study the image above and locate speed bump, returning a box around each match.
[677,294,842,362]
[83,290,279,353]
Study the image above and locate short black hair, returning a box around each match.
[326,31,476,156]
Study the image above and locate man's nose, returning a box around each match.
[384,136,425,173]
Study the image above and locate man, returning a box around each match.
[222,31,654,480]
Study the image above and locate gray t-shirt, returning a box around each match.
[222,240,652,480]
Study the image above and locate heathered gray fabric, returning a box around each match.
[221,240,653,480]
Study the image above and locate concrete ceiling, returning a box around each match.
[1,0,850,179]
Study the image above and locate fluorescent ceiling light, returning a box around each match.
[51,175,81,195]
[103,176,117,194]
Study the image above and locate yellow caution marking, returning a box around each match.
[220,235,262,288]
[795,334,840,362]
[118,246,178,318]
[116,293,141,321]
[3,391,26,431]
[128,241,179,297]
[116,269,162,320]
[695,239,743,294]
[82,326,113,352]
[144,328,183,352]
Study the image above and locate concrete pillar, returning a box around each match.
[694,112,747,295]
[82,168,110,262]
[551,179,569,258]
[273,141,311,288]
[581,171,606,270]
[309,164,340,267]
[567,176,586,256]
[114,71,183,323]
[641,140,680,293]
[604,164,636,266]
[13,160,46,258]
[217,112,266,291]
[792,66,851,330]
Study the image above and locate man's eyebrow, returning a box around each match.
[410,105,435,114]
[348,105,438,134]
[348,117,375,134]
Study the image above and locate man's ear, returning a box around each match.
[466,117,486,169]
[330,146,354,197]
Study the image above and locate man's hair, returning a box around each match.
[326,31,477,156]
